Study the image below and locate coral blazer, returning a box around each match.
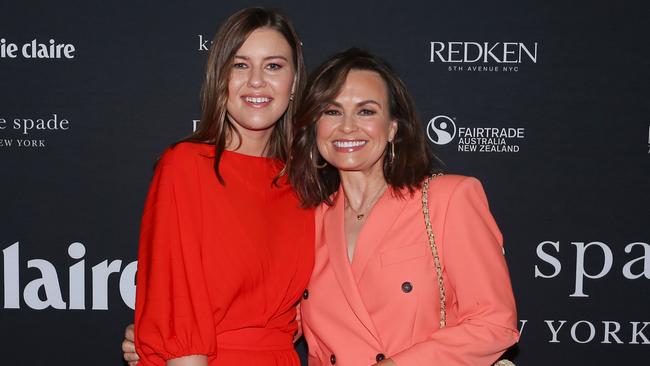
[300,175,519,366]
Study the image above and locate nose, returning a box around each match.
[340,114,359,133]
[247,67,266,88]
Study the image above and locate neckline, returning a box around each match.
[195,143,279,162]
[223,148,275,161]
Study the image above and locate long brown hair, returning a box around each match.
[288,48,441,207]
[182,7,306,183]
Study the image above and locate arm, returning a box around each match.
[135,149,218,365]
[293,303,303,343]
[167,356,208,366]
[391,177,519,366]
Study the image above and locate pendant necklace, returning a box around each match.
[345,183,388,221]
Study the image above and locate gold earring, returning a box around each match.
[310,150,327,169]
[289,93,294,101]
[389,140,395,165]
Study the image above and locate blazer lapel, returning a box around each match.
[323,188,383,346]
[351,188,410,280]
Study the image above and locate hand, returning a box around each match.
[373,359,396,366]
[122,323,139,366]
[293,303,303,343]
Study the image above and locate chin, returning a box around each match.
[330,161,365,172]
[238,114,283,131]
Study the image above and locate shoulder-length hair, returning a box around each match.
[181,7,306,184]
[288,48,441,207]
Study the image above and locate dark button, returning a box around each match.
[303,289,309,299]
[401,281,413,293]
[376,353,386,362]
[330,354,336,364]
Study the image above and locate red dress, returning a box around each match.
[134,142,314,366]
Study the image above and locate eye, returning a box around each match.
[323,109,341,116]
[266,63,283,71]
[358,108,376,116]
[233,62,247,69]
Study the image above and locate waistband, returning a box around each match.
[216,328,294,351]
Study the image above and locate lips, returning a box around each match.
[332,139,367,152]
[242,95,273,107]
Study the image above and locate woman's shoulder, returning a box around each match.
[159,141,213,166]
[431,174,480,190]
[425,174,488,202]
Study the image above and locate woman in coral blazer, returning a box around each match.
[289,48,519,365]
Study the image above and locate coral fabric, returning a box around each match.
[134,143,314,366]
[301,175,519,365]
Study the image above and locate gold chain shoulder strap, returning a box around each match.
[421,173,446,328]
[421,174,515,366]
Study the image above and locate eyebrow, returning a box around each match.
[234,55,289,62]
[328,100,382,108]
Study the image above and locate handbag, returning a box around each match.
[421,174,515,366]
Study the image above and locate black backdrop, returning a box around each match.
[1,1,649,365]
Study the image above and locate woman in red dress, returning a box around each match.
[132,8,313,366]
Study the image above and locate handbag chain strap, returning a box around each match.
[421,173,446,328]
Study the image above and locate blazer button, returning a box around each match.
[401,281,413,293]
[376,353,386,362]
[330,354,336,364]
[303,289,309,299]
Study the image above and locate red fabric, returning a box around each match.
[134,142,314,366]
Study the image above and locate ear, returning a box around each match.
[388,119,398,141]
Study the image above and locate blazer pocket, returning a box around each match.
[380,242,427,267]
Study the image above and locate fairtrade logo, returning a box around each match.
[426,115,456,145]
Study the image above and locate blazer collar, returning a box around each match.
[323,187,381,346]
[322,185,410,345]
[348,185,410,280]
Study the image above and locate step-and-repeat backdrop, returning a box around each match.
[1,1,648,365]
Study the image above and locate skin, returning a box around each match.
[225,27,295,156]
[122,27,296,366]
[316,70,397,265]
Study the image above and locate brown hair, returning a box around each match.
[288,48,441,207]
[181,7,306,183]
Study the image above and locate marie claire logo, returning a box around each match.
[0,114,71,149]
[1,38,76,59]
[429,41,538,72]
[2,241,136,310]
[426,115,525,152]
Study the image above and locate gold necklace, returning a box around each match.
[345,183,388,221]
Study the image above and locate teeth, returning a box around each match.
[334,140,366,148]
[245,97,271,103]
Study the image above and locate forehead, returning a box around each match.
[335,69,389,103]
[236,27,292,58]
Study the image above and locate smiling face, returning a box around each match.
[316,69,398,177]
[226,27,295,134]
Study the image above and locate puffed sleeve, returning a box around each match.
[134,148,217,365]
[391,176,519,366]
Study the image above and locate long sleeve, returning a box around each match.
[134,149,217,365]
[391,177,519,366]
